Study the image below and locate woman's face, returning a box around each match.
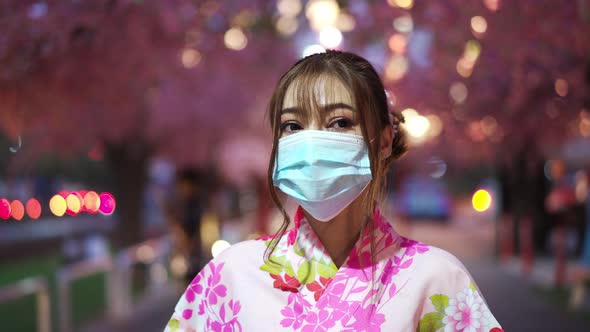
[279,77,363,138]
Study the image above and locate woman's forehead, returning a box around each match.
[282,75,353,110]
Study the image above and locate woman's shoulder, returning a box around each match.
[397,237,471,278]
[194,238,269,277]
[206,238,267,264]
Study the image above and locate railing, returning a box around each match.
[0,276,51,332]
[56,256,116,332]
[0,235,172,332]
[113,236,172,317]
[55,235,172,332]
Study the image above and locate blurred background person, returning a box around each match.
[166,168,208,284]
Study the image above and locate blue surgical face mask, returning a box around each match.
[272,130,372,221]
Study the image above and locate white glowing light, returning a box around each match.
[401,108,418,118]
[224,28,248,51]
[471,16,488,34]
[302,44,326,57]
[406,114,431,138]
[319,27,343,48]
[306,0,340,31]
[211,240,231,258]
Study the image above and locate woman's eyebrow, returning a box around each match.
[280,102,356,115]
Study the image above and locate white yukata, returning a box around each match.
[164,206,503,332]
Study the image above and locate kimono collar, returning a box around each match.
[290,205,400,269]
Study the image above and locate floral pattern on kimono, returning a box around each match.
[164,206,503,332]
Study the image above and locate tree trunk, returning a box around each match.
[105,140,152,248]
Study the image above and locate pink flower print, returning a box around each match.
[205,283,227,305]
[346,248,372,270]
[301,309,336,332]
[442,287,492,332]
[228,300,241,316]
[350,304,386,332]
[400,239,429,256]
[380,259,400,285]
[281,293,309,329]
[280,305,305,329]
[182,308,193,320]
[185,274,204,303]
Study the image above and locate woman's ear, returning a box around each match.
[380,124,394,160]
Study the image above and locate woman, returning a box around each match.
[164,51,503,332]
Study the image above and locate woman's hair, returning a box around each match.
[264,50,408,263]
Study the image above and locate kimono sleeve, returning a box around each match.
[415,250,503,332]
[163,259,242,332]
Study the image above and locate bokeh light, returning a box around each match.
[483,0,501,12]
[305,0,340,31]
[277,0,302,17]
[211,240,231,258]
[66,193,82,216]
[472,189,492,212]
[224,28,248,50]
[471,16,488,35]
[457,58,474,78]
[10,200,24,221]
[555,78,568,97]
[393,14,413,33]
[464,40,482,62]
[402,109,431,139]
[170,255,188,277]
[50,194,67,217]
[335,12,355,32]
[275,16,299,36]
[83,191,101,214]
[480,116,498,136]
[99,192,116,216]
[302,44,326,57]
[426,114,443,137]
[26,198,42,220]
[388,0,414,9]
[319,26,343,48]
[388,33,407,54]
[385,55,408,82]
[580,110,590,137]
[181,48,202,68]
[0,198,11,220]
[450,82,468,104]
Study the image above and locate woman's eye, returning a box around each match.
[330,118,353,129]
[280,122,303,133]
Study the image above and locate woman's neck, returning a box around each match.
[304,198,367,268]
